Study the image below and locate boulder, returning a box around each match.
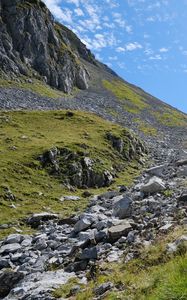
[5,234,24,244]
[79,246,97,260]
[0,270,24,298]
[94,282,114,296]
[60,195,80,201]
[0,258,10,270]
[26,212,58,228]
[74,218,92,233]
[146,164,167,177]
[108,222,132,241]
[0,243,21,255]
[113,195,132,219]
[141,176,165,194]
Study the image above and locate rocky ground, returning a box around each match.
[0,132,186,299]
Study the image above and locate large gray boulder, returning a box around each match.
[113,195,132,219]
[141,176,165,194]
[0,243,21,255]
[146,164,167,177]
[108,222,132,241]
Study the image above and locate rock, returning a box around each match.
[113,195,132,219]
[108,223,132,241]
[141,176,165,194]
[126,231,136,243]
[175,235,187,245]
[34,239,48,251]
[159,223,173,233]
[167,235,187,253]
[5,234,23,244]
[65,261,88,272]
[176,159,187,166]
[95,230,108,243]
[177,191,187,204]
[0,270,24,298]
[107,250,123,262]
[78,229,96,242]
[79,246,97,260]
[0,243,21,255]
[94,282,114,296]
[60,195,80,201]
[146,164,167,177]
[0,258,10,269]
[26,213,58,228]
[119,185,127,192]
[98,190,119,200]
[0,0,90,93]
[74,218,92,233]
[21,238,32,247]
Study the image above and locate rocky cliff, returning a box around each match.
[0,0,96,93]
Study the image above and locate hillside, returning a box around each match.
[0,0,187,300]
[0,0,186,139]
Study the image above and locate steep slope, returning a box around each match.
[0,0,186,141]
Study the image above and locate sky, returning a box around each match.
[43,0,187,113]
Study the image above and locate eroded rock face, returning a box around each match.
[0,0,90,93]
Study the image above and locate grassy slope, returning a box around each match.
[0,110,144,238]
[103,79,187,128]
[53,226,187,300]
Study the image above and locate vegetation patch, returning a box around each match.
[0,110,145,238]
[134,118,158,136]
[152,108,187,127]
[103,80,149,113]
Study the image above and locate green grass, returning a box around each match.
[59,226,187,300]
[0,78,72,98]
[103,80,149,113]
[0,110,144,238]
[133,118,158,136]
[152,108,187,127]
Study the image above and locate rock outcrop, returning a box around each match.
[39,131,146,188]
[0,0,91,93]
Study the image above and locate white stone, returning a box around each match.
[141,176,165,194]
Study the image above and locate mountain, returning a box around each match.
[0,0,186,139]
[0,1,187,300]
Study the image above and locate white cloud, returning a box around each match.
[126,42,142,51]
[74,8,84,16]
[116,47,126,52]
[116,42,142,53]
[67,0,79,6]
[149,54,162,60]
[109,56,118,61]
[43,0,73,24]
[159,47,169,53]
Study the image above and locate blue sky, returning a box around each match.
[43,0,187,113]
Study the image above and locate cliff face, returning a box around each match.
[0,0,94,93]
